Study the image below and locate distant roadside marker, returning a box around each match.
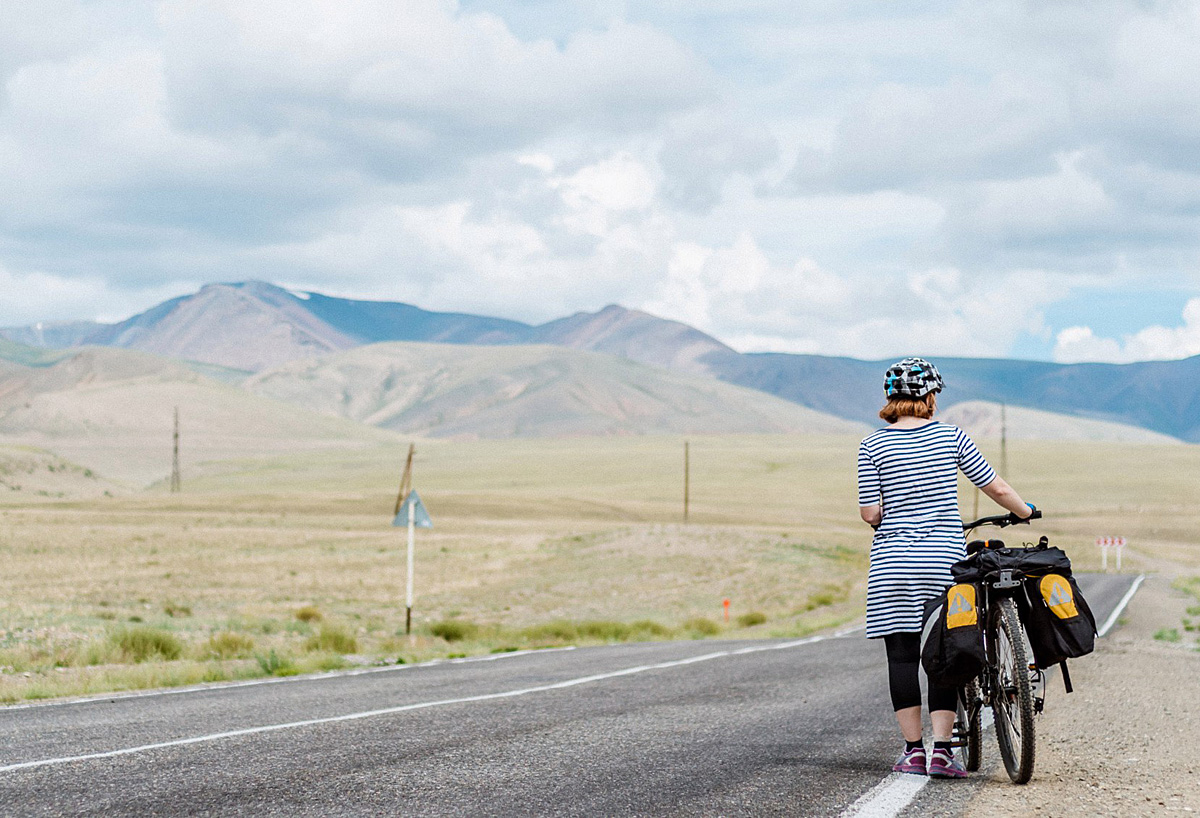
[1095,536,1126,571]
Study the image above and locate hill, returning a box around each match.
[243,341,867,439]
[5,281,1199,441]
[939,401,1180,444]
[0,346,402,486]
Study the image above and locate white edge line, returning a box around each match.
[0,628,863,774]
[1097,573,1145,638]
[839,773,928,818]
[841,575,1144,818]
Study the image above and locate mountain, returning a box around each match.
[5,281,1200,441]
[528,305,734,375]
[243,341,867,439]
[0,344,401,486]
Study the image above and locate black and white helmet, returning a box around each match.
[884,357,944,398]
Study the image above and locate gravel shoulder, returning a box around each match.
[964,574,1200,817]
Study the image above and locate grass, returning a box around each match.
[1,433,1199,703]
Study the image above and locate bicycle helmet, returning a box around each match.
[883,357,944,398]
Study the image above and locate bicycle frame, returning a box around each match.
[954,510,1044,783]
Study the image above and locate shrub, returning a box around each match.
[255,649,297,676]
[683,617,720,636]
[295,606,323,623]
[203,632,255,660]
[1154,628,1181,643]
[630,620,673,638]
[304,626,358,654]
[430,620,479,643]
[110,626,183,663]
[163,603,192,618]
[736,611,767,628]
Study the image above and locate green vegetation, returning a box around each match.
[736,612,767,628]
[3,433,1200,703]
[1154,628,1181,643]
[111,627,184,663]
[304,626,358,654]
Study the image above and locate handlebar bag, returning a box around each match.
[950,544,1073,584]
[921,583,985,688]
[1017,573,1097,668]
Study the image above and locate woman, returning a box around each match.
[857,357,1033,779]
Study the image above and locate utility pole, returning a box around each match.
[683,440,690,523]
[1000,402,1008,480]
[170,407,181,493]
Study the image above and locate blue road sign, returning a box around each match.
[392,489,433,529]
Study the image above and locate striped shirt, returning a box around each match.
[857,421,996,638]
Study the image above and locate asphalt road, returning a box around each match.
[0,574,1136,817]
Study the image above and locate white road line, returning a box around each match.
[1097,573,1145,638]
[0,628,861,774]
[839,773,927,818]
[840,574,1144,818]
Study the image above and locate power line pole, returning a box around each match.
[683,440,690,523]
[1000,402,1008,481]
[170,407,181,493]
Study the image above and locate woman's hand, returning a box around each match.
[860,504,882,526]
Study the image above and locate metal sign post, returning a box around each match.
[393,490,433,636]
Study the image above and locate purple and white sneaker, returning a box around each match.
[927,748,967,779]
[892,746,927,775]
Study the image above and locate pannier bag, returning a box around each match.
[952,537,1098,692]
[921,582,985,688]
[1018,572,1097,669]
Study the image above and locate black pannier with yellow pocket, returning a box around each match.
[951,536,1097,692]
[1018,571,1097,668]
[921,582,985,688]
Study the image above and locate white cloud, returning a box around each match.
[1054,298,1200,363]
[0,0,1199,364]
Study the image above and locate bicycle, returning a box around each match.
[952,509,1043,785]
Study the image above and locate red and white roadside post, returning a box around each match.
[1096,536,1126,572]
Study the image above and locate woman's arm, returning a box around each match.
[860,504,882,526]
[980,476,1032,518]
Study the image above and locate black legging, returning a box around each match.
[883,632,958,713]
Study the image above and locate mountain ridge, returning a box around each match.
[4,281,1198,441]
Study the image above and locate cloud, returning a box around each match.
[0,0,1198,364]
[1054,298,1200,363]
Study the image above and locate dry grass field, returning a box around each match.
[1,433,1198,703]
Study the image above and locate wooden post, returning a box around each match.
[1000,402,1008,480]
[170,407,181,493]
[394,443,415,516]
[683,440,690,523]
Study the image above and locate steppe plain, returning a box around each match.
[2,432,1197,706]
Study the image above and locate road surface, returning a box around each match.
[0,574,1137,817]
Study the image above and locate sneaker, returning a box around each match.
[892,746,927,775]
[927,748,967,779]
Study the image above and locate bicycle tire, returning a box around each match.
[989,597,1036,783]
[957,678,982,772]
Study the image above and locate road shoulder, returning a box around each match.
[962,574,1199,817]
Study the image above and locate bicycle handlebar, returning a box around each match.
[962,508,1042,532]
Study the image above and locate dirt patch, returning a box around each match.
[964,575,1200,817]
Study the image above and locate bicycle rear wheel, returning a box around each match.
[989,597,1036,783]
[956,678,982,772]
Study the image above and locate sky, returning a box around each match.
[1,0,1199,363]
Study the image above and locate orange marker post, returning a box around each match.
[723,598,730,622]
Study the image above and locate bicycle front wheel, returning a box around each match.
[989,597,1036,783]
